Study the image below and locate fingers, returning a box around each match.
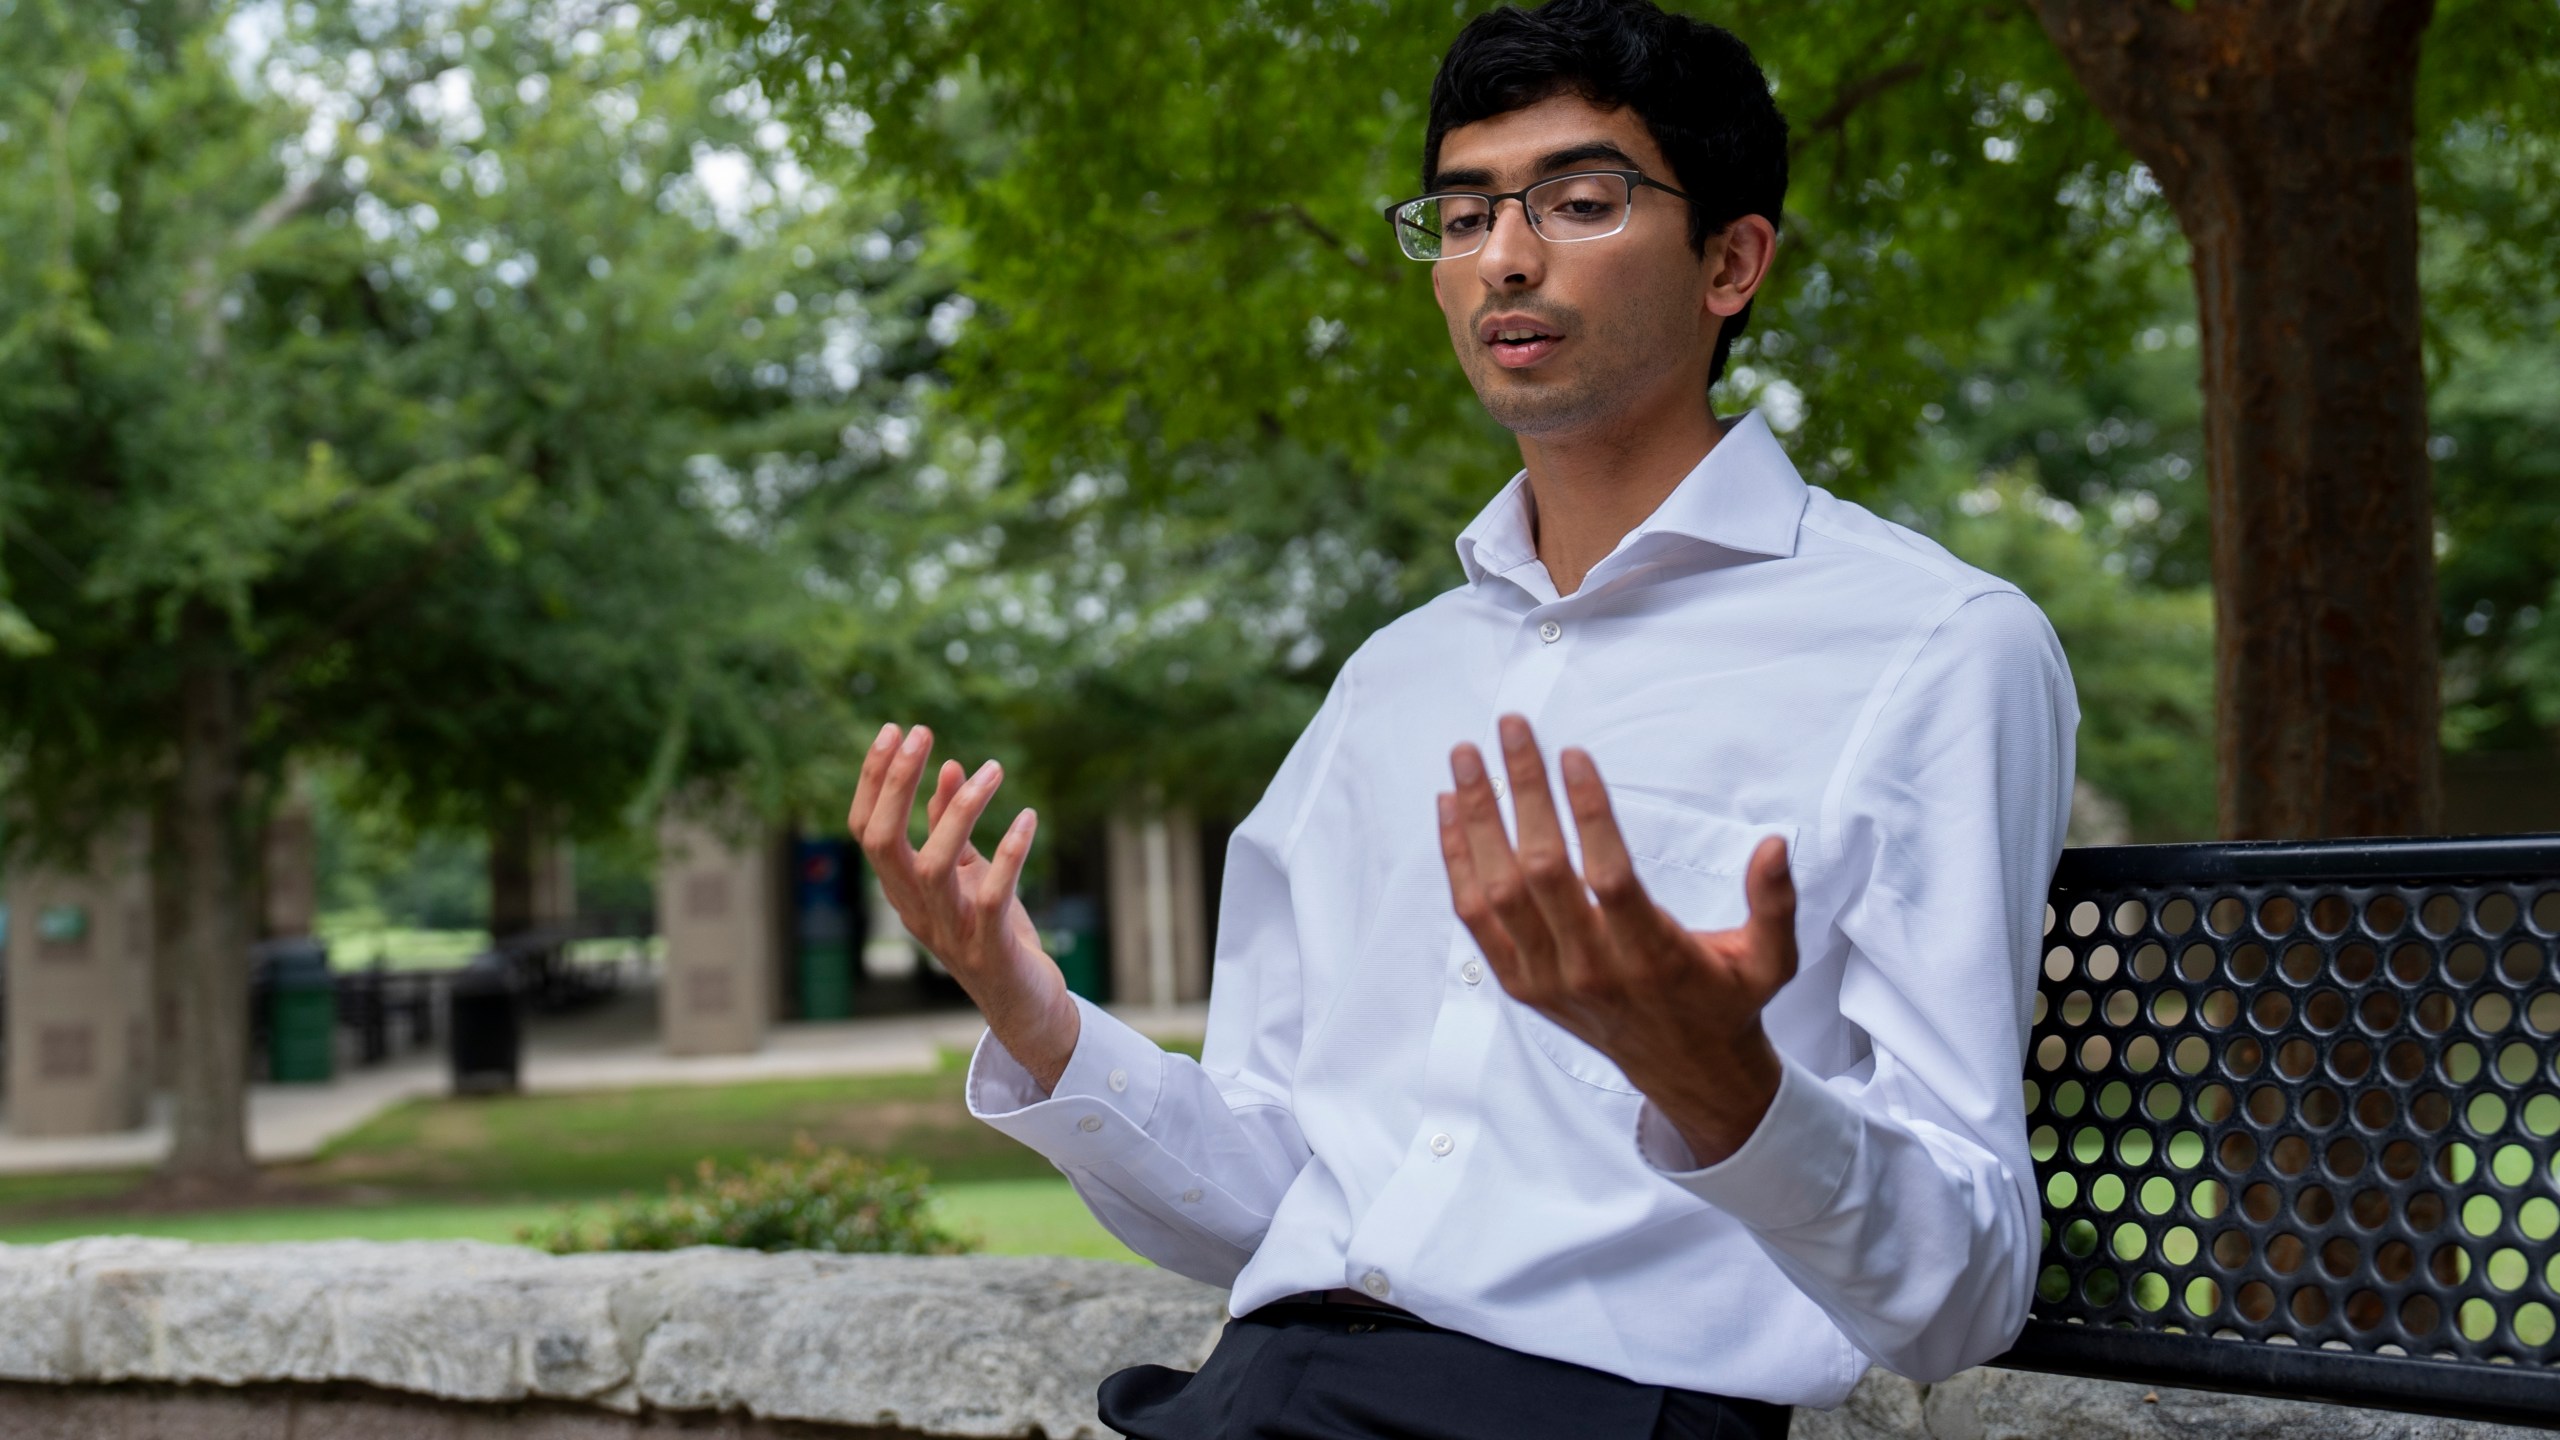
[917,757,1004,886]
[860,724,934,871]
[1742,833,1800,984]
[1561,746,1677,955]
[1498,716,1603,974]
[972,808,1038,928]
[1449,739,1558,988]
[846,723,901,838]
[926,759,965,830]
[1437,791,1521,977]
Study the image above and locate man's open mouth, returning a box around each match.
[1485,327,1562,367]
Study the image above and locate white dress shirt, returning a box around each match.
[968,409,2078,1409]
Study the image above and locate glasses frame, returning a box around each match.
[1380,168,1697,262]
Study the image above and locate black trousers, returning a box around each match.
[1099,1300,1793,1440]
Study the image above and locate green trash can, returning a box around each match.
[798,939,854,1021]
[1041,896,1107,1003]
[263,939,336,1084]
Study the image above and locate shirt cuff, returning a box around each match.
[1636,1049,1860,1232]
[964,993,1168,1169]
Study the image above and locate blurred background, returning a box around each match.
[0,0,2552,1257]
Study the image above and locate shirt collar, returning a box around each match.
[1452,409,1809,589]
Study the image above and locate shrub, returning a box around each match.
[520,1137,976,1256]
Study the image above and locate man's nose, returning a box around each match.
[1473,196,1543,289]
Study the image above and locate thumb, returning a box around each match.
[1743,834,1797,976]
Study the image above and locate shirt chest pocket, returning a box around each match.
[1514,794,1799,1095]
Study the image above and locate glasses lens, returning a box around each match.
[1526,173,1631,242]
[1394,195,1492,260]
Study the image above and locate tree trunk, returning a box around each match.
[2035,0,2442,840]
[488,800,536,942]
[159,633,257,1188]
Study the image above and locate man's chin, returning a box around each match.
[1473,375,1606,438]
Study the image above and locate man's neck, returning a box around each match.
[1518,402,1728,596]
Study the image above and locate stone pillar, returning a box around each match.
[1105,808,1208,1009]
[655,817,777,1056]
[531,840,576,929]
[260,787,319,940]
[5,820,156,1136]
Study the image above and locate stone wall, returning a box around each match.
[0,1240,2542,1439]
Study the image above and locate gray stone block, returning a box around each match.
[1,1241,2546,1437]
[0,1240,1226,1438]
[1922,1366,2552,1440]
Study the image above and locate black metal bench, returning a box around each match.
[1992,835,2559,1427]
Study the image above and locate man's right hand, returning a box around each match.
[848,722,1080,1091]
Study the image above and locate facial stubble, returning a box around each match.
[1455,267,1707,440]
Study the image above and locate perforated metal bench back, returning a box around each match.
[1991,836,2560,1425]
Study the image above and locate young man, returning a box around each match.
[846,1,2076,1435]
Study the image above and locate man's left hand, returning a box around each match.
[1438,713,1796,1168]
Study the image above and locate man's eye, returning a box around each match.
[1557,200,1614,218]
[1444,214,1488,234]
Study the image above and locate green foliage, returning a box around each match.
[0,0,960,864]
[519,1138,975,1256]
[313,766,489,928]
[686,0,2560,836]
[685,0,2169,819]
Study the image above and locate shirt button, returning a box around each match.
[1461,960,1483,986]
[1538,619,1562,643]
[1108,1068,1129,1093]
[1076,1115,1103,1134]
[1181,1188,1202,1204]
[1361,1269,1390,1299]
[1429,1132,1455,1157]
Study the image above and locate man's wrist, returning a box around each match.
[988,985,1081,1095]
[1639,1028,1782,1169]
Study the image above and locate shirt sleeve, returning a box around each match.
[1633,588,2077,1383]
[964,664,1355,1287]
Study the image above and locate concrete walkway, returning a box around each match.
[0,986,1208,1176]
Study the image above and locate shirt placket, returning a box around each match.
[1341,591,1578,1309]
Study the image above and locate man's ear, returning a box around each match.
[1704,215,1779,322]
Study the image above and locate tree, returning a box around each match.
[0,0,483,1187]
[264,0,956,897]
[701,0,2558,840]
[0,0,943,1184]
[2034,0,2442,838]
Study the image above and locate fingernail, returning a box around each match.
[1012,809,1036,835]
[872,723,896,751]
[1500,715,1528,752]
[973,759,1000,786]
[1451,746,1483,784]
[902,727,930,754]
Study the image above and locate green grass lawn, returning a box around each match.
[313,913,666,971]
[0,1043,1194,1263]
[314,918,491,970]
[0,1178,1139,1261]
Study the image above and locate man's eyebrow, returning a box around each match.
[1535,140,1639,174]
[1429,140,1642,192]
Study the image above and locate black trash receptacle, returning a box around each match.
[259,938,336,1084]
[448,955,522,1095]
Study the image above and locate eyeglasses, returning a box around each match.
[1381,168,1695,262]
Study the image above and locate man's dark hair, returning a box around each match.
[1424,0,1789,386]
